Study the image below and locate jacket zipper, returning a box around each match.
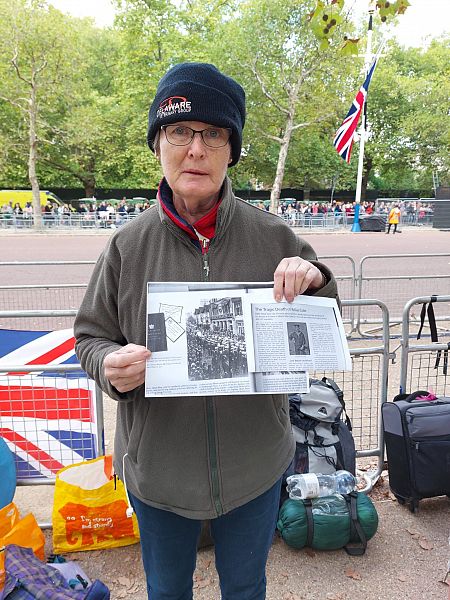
[196,235,223,515]
[192,228,210,280]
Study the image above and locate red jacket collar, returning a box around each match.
[157,178,222,253]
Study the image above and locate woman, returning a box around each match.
[387,204,401,234]
[75,62,338,600]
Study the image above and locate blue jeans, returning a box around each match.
[129,478,282,600]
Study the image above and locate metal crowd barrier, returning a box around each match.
[0,309,105,528]
[0,258,359,332]
[0,261,95,330]
[283,212,347,229]
[0,309,105,482]
[400,295,450,396]
[0,213,141,230]
[314,299,391,491]
[356,254,450,338]
[2,255,449,341]
[318,255,357,333]
[0,202,436,231]
[2,364,105,485]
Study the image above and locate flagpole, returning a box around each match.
[352,0,376,233]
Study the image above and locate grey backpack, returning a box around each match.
[284,378,356,486]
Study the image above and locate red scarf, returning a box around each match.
[157,178,221,254]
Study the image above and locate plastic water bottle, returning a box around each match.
[286,470,357,500]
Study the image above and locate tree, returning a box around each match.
[0,0,88,225]
[362,38,450,197]
[39,27,125,196]
[211,0,355,212]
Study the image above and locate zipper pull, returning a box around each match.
[193,226,210,253]
[415,442,420,451]
[203,255,210,278]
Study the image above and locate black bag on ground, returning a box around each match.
[281,378,356,505]
[359,214,386,232]
[382,390,450,512]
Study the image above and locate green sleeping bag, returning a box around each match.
[277,492,378,552]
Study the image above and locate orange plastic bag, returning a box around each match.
[52,455,140,553]
[0,502,45,589]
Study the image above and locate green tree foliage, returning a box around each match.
[0,0,110,216]
[364,38,450,196]
[208,0,357,210]
[0,0,447,205]
[40,27,127,196]
[308,0,410,50]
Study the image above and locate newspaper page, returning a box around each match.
[145,282,349,397]
[244,290,351,373]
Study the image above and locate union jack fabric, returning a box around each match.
[0,329,100,481]
[333,55,379,163]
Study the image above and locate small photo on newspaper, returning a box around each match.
[145,282,350,398]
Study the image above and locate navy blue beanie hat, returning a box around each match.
[147,62,246,167]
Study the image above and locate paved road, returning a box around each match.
[0,227,449,284]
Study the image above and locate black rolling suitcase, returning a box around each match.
[381,391,450,512]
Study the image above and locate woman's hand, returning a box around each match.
[104,343,151,393]
[273,257,324,303]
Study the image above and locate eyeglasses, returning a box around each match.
[161,125,232,148]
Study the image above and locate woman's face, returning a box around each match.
[157,121,232,205]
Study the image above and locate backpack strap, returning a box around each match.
[435,340,450,375]
[428,296,439,342]
[343,492,367,556]
[417,301,427,340]
[416,296,447,375]
[303,499,315,548]
[427,297,443,370]
[417,295,438,341]
[321,377,352,431]
[443,343,449,376]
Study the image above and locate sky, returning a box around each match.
[48,0,450,47]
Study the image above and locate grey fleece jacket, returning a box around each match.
[74,177,339,520]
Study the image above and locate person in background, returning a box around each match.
[23,202,33,219]
[4,201,13,215]
[333,201,343,225]
[387,204,401,234]
[365,202,374,215]
[43,201,53,226]
[116,198,129,226]
[74,62,339,600]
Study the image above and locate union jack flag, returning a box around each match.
[333,55,380,163]
[0,329,100,480]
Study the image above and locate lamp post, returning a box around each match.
[352,0,376,232]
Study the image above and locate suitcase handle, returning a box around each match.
[394,390,429,403]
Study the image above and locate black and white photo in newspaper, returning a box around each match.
[145,282,310,397]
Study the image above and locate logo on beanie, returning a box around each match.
[157,96,192,119]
